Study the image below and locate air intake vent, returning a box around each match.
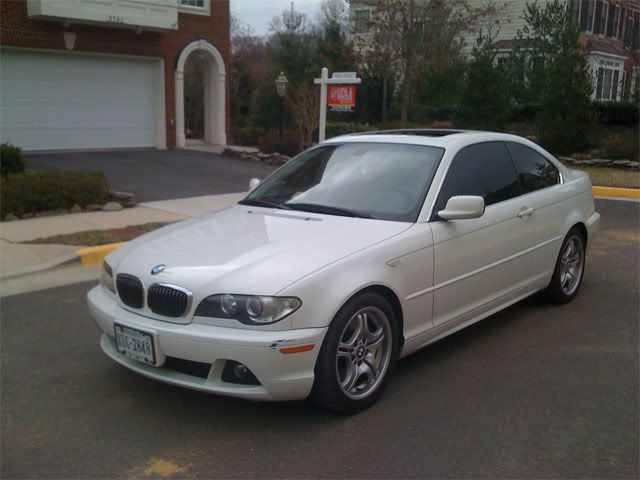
[116,274,144,309]
[148,284,190,318]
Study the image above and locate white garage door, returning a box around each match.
[0,49,159,151]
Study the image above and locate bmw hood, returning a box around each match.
[107,204,411,296]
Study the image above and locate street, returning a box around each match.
[1,198,638,479]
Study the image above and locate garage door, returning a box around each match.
[0,49,158,151]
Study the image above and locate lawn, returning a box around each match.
[26,222,171,246]
[574,166,640,189]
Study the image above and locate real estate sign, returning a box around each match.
[328,85,356,112]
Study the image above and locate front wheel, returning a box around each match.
[546,228,586,304]
[311,292,398,414]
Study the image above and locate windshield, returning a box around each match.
[241,142,444,222]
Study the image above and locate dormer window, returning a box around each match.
[180,0,210,15]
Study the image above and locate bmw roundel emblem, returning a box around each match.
[151,264,166,275]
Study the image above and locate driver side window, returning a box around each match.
[433,142,520,216]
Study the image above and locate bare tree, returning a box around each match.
[285,83,320,147]
[362,0,501,124]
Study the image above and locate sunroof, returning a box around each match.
[361,129,466,137]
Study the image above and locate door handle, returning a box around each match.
[518,206,536,218]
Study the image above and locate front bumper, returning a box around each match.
[88,286,326,401]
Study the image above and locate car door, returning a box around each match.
[430,141,538,328]
[504,141,564,278]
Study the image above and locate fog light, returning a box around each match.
[234,363,249,378]
[221,360,260,385]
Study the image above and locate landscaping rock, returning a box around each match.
[54,208,68,216]
[110,190,136,202]
[120,200,137,208]
[101,202,123,212]
[85,204,103,212]
[4,213,19,221]
[35,210,55,218]
[21,213,34,219]
[70,203,82,213]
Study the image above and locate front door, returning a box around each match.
[430,141,537,328]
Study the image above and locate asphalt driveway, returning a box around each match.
[24,149,277,202]
[1,199,638,479]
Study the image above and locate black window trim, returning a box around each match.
[502,141,563,197]
[428,140,522,222]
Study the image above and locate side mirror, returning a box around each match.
[248,178,261,192]
[438,195,485,220]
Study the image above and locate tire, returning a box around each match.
[311,292,399,414]
[546,227,586,304]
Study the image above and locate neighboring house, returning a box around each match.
[347,0,639,102]
[477,0,639,102]
[0,0,230,151]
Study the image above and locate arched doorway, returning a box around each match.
[175,39,226,148]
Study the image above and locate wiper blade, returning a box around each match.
[284,202,372,218]
[239,199,291,210]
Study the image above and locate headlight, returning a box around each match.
[194,294,301,325]
[100,261,115,293]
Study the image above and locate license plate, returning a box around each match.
[114,324,156,365]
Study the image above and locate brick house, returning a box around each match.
[0,0,231,151]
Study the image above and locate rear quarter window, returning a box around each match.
[505,142,560,194]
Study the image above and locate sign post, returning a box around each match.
[314,68,361,143]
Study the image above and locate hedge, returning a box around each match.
[234,126,265,146]
[593,101,639,125]
[0,142,25,176]
[326,122,377,139]
[1,170,109,218]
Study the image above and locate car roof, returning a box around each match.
[324,129,536,150]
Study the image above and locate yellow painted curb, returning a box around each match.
[593,186,640,200]
[75,242,125,266]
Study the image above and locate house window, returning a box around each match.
[354,9,370,34]
[624,17,634,47]
[179,0,210,15]
[580,0,595,31]
[594,1,608,35]
[596,67,621,101]
[607,5,621,37]
[571,0,581,24]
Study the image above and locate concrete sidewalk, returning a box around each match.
[0,192,245,283]
[0,192,245,243]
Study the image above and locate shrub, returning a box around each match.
[326,122,377,139]
[593,101,639,126]
[257,129,302,157]
[601,133,640,160]
[1,170,109,218]
[0,143,25,176]
[510,103,542,122]
[233,126,265,146]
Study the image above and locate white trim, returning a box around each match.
[588,50,628,61]
[0,46,167,149]
[175,39,226,148]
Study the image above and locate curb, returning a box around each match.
[593,186,640,200]
[75,242,125,266]
[0,252,80,280]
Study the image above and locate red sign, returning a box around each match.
[328,85,356,112]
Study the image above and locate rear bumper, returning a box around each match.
[88,286,326,401]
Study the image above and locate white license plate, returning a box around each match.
[114,324,156,365]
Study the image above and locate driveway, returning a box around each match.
[24,149,277,202]
[1,199,638,479]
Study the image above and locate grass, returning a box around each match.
[26,222,172,246]
[573,166,640,189]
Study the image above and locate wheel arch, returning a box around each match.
[342,285,405,346]
[571,222,588,244]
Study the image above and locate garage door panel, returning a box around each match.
[0,50,157,150]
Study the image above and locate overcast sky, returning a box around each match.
[231,0,324,36]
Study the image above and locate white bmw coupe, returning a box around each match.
[88,130,600,413]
